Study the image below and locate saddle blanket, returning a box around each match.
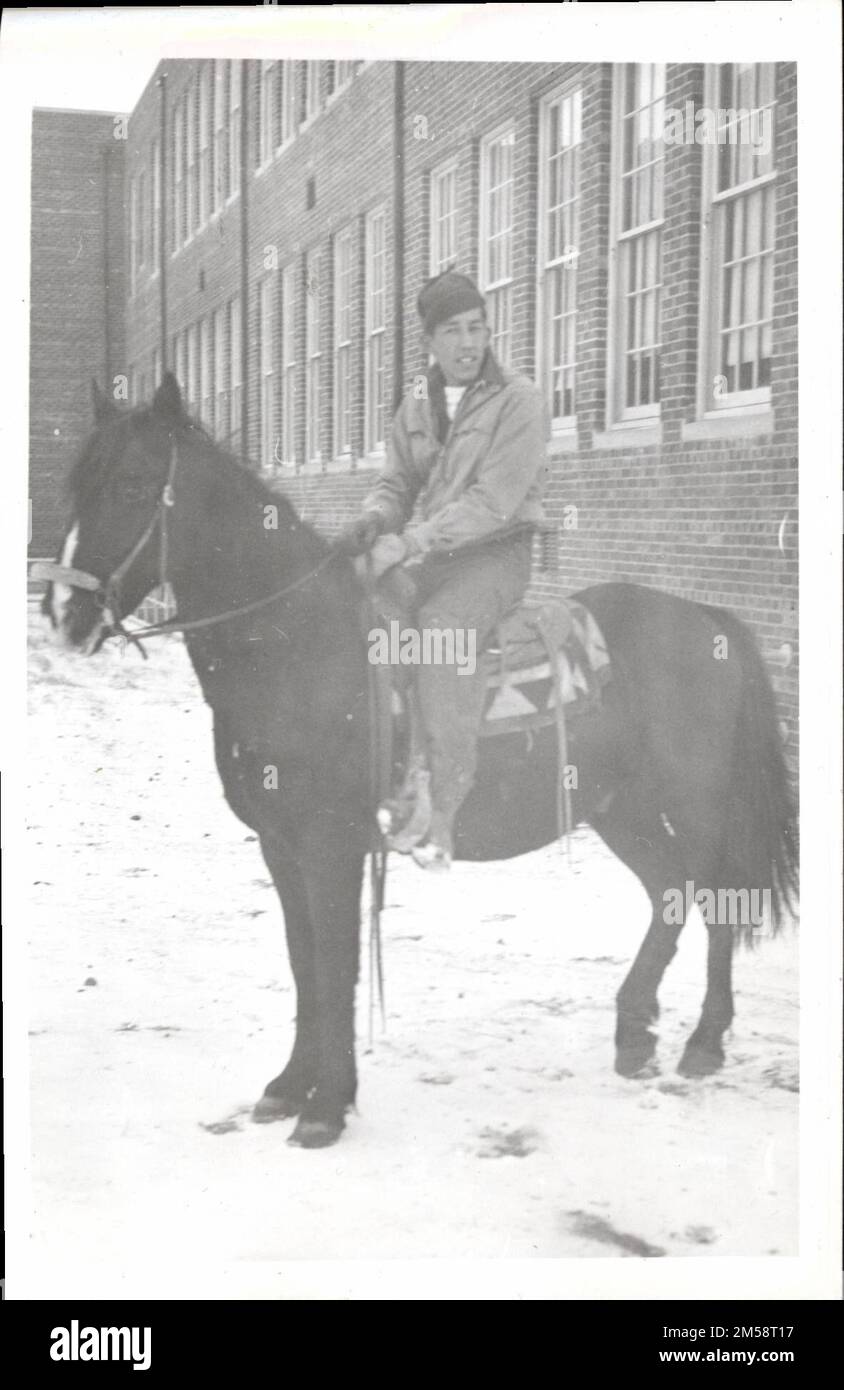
[479,598,611,736]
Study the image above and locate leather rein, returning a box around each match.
[32,438,338,658]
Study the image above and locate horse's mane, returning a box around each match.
[67,402,314,544]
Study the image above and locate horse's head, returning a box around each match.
[44,374,185,650]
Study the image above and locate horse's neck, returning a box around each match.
[169,445,323,621]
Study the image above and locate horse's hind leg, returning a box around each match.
[677,919,734,1077]
[592,792,690,1077]
[252,836,319,1123]
[669,812,735,1076]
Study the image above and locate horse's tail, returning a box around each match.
[705,605,799,935]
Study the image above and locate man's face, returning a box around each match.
[425,309,491,386]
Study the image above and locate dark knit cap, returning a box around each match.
[417,270,486,334]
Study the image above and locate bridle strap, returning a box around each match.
[37,436,341,646]
[133,551,339,640]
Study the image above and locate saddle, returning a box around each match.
[357,547,612,851]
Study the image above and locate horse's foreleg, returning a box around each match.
[592,795,689,1077]
[252,837,319,1123]
[287,830,364,1149]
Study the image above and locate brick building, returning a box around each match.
[32,59,798,752]
[29,108,126,557]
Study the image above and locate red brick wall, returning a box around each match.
[29,109,126,557]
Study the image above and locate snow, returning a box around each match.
[24,609,798,1292]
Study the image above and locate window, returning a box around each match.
[129,177,138,295]
[185,323,198,413]
[228,61,241,200]
[138,171,148,271]
[479,127,515,368]
[538,86,582,428]
[259,276,276,470]
[278,60,298,148]
[200,317,214,431]
[198,65,212,226]
[304,61,322,123]
[213,307,228,442]
[172,101,185,250]
[698,63,776,413]
[609,63,666,423]
[365,207,387,454]
[256,60,272,169]
[152,347,162,390]
[151,139,161,273]
[229,297,242,440]
[327,60,357,98]
[281,263,298,467]
[173,331,186,397]
[213,60,228,213]
[305,249,322,465]
[185,86,197,238]
[429,159,458,275]
[333,227,354,458]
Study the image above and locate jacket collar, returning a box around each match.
[426,348,506,396]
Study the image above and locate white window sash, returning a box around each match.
[536,84,582,431]
[695,64,776,418]
[606,64,665,426]
[429,159,459,276]
[333,229,354,458]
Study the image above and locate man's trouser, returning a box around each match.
[405,527,534,838]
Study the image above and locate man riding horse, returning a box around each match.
[336,270,549,867]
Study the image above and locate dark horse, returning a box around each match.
[42,375,798,1147]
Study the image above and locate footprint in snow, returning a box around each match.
[476,1125,540,1158]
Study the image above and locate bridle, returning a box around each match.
[32,437,338,657]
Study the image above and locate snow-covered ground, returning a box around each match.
[24,608,798,1290]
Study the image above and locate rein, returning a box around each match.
[33,438,338,653]
[37,435,389,1026]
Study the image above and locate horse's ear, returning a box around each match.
[152,371,184,423]
[91,379,116,423]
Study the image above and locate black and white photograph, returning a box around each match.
[3,3,841,1309]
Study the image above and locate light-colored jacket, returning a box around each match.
[363,352,548,555]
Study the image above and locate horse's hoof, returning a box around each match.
[287,1118,344,1149]
[615,1050,659,1079]
[251,1093,303,1124]
[677,1045,724,1078]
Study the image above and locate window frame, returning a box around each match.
[304,247,323,468]
[212,60,229,216]
[150,138,161,278]
[303,61,322,127]
[198,64,212,227]
[258,274,277,472]
[478,122,516,371]
[213,305,229,443]
[280,262,298,468]
[428,157,459,276]
[536,82,583,435]
[333,225,355,462]
[694,62,777,420]
[364,206,387,457]
[606,62,667,429]
[227,60,242,203]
